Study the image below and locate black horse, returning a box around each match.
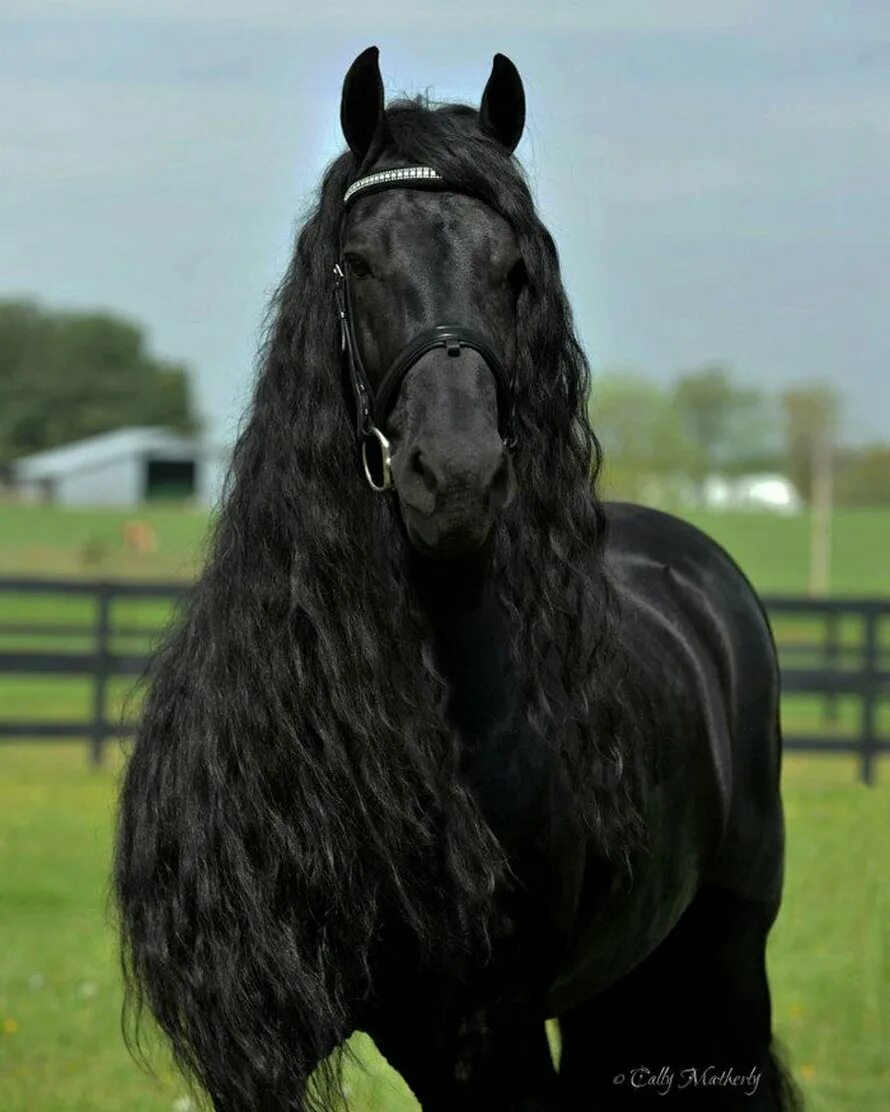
[115,49,800,1111]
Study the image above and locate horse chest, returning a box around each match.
[435,602,541,824]
[432,594,577,891]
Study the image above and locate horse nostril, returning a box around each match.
[410,449,438,495]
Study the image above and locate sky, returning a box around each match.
[1,1,888,445]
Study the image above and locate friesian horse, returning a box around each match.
[115,48,799,1111]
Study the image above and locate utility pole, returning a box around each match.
[808,423,833,596]
[783,384,838,598]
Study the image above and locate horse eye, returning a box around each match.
[345,253,372,279]
[507,258,527,297]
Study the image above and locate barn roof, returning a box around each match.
[11,427,226,480]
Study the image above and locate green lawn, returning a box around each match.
[681,507,890,597]
[0,504,210,582]
[0,747,887,1110]
[0,502,889,596]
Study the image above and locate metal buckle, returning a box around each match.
[361,426,393,492]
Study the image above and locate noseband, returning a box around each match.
[334,165,517,491]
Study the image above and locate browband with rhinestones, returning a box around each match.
[343,165,443,206]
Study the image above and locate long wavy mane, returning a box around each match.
[115,98,648,1109]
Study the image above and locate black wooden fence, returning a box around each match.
[0,578,187,765]
[0,577,888,782]
[763,596,890,784]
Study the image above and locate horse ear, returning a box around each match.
[341,45,389,162]
[479,53,525,153]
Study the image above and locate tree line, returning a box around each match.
[0,300,197,468]
[591,366,890,508]
[1,300,887,509]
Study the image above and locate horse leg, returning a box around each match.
[557,886,801,1110]
[364,1000,559,1111]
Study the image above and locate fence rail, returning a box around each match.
[762,595,890,784]
[0,578,888,782]
[0,577,187,765]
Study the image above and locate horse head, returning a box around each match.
[336,46,527,558]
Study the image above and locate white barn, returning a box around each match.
[701,473,802,514]
[11,427,230,508]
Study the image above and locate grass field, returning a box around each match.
[1,748,887,1111]
[0,503,888,1109]
[1,502,890,595]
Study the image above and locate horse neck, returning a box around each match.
[406,546,571,881]
[408,547,516,739]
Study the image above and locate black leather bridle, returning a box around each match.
[334,165,517,491]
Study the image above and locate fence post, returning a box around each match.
[823,610,839,723]
[860,608,878,786]
[90,584,112,767]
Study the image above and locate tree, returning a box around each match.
[672,365,775,486]
[590,371,696,503]
[782,385,839,502]
[836,446,890,506]
[0,300,198,465]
